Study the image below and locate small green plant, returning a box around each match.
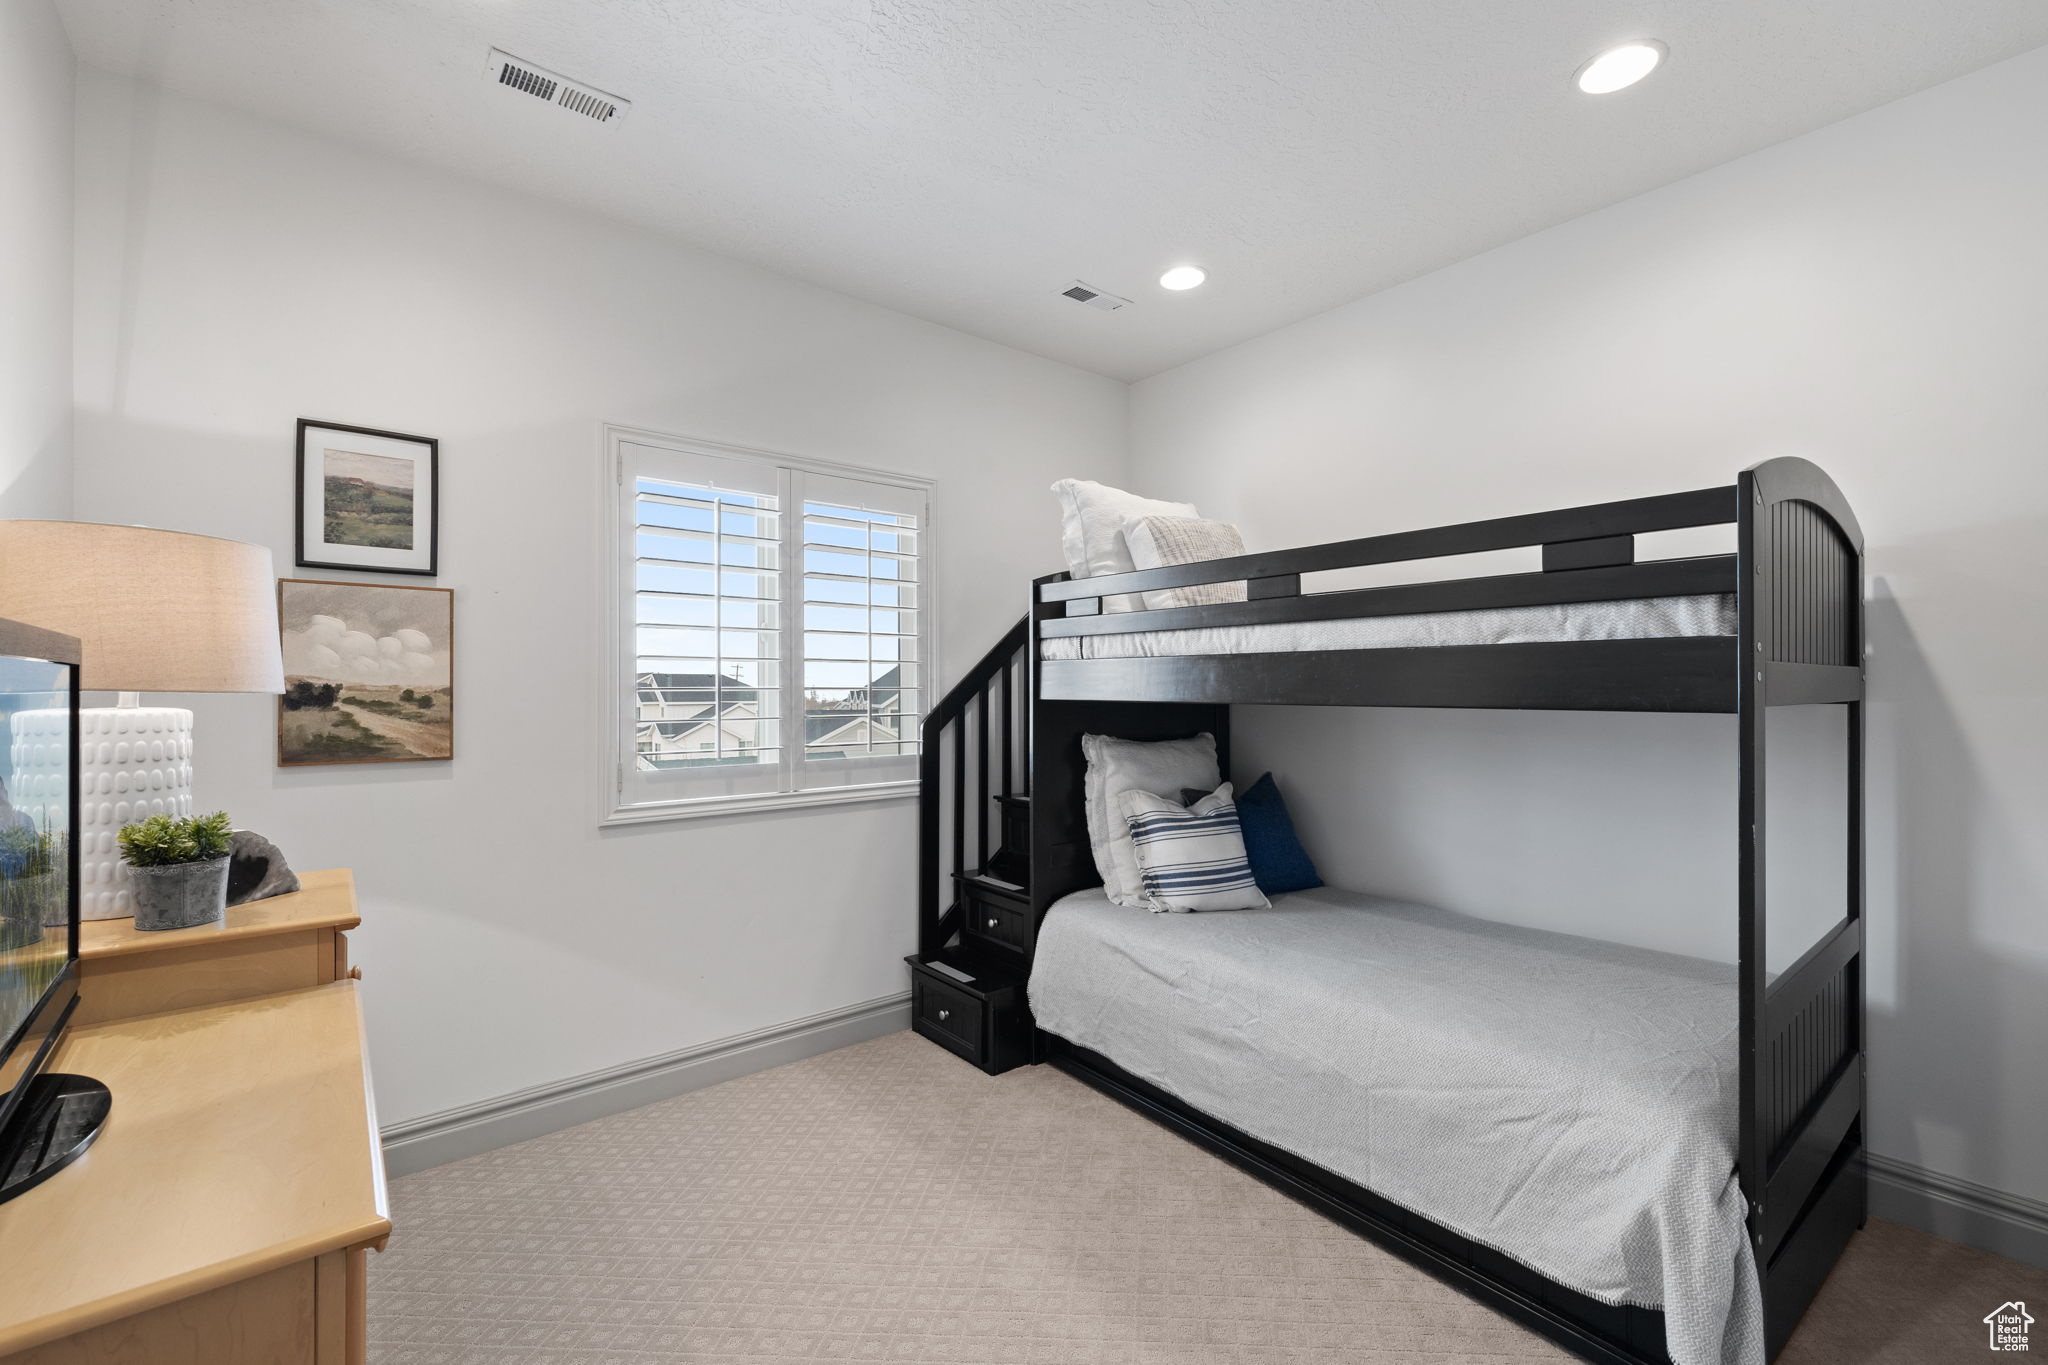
[118,811,234,868]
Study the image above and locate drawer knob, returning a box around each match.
[937,1008,950,1021]
[988,917,998,928]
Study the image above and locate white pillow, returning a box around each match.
[1050,479,1198,613]
[1119,783,1269,913]
[1082,731,1220,907]
[1122,515,1249,611]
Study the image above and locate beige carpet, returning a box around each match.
[370,1031,2046,1363]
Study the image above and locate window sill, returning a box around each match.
[602,780,919,827]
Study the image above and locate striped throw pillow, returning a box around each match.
[1120,515,1249,611]
[1116,783,1270,913]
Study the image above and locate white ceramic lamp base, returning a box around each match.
[10,705,195,920]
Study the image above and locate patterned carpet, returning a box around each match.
[370,1030,2046,1364]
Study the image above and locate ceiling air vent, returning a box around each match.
[486,49,631,125]
[1058,281,1131,312]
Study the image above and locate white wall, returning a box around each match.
[1130,46,2048,1207]
[70,70,1125,1125]
[0,0,74,519]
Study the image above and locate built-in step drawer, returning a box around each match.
[912,971,983,1055]
[905,952,1030,1074]
[956,870,1030,956]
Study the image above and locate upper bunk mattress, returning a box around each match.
[1039,591,1734,660]
[1029,885,1760,1365]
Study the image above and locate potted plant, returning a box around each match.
[118,811,234,932]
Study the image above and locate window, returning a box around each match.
[604,428,931,822]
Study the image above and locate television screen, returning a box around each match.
[0,655,71,1085]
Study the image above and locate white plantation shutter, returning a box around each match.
[623,443,783,803]
[796,469,923,787]
[610,433,930,819]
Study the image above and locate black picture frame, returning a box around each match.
[295,418,439,577]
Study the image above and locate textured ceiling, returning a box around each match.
[56,0,2048,379]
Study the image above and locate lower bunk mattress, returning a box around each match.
[1029,885,1761,1365]
[1038,591,1733,660]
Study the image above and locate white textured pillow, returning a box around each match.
[1119,783,1269,913]
[1122,515,1250,611]
[1050,479,1198,613]
[1082,731,1220,907]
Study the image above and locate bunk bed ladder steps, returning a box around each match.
[917,617,1031,959]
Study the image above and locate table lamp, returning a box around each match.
[0,521,284,919]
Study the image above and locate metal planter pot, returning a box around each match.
[127,857,230,932]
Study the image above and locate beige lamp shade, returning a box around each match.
[0,520,285,693]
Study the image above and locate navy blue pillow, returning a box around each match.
[1181,772,1322,895]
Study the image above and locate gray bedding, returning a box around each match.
[1038,591,1734,660]
[1029,885,1761,1365]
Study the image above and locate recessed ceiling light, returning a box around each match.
[1159,266,1207,291]
[1574,41,1665,95]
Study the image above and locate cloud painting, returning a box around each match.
[278,579,453,765]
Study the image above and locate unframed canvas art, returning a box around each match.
[277,579,454,766]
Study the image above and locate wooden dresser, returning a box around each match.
[0,870,390,1364]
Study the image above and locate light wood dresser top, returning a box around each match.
[78,867,361,962]
[0,980,391,1356]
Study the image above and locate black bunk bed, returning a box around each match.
[911,456,1865,1365]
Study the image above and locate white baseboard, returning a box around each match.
[380,992,911,1178]
[1868,1152,2048,1270]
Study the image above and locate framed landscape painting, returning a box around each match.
[277,578,454,766]
[296,418,439,575]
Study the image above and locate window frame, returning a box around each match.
[599,424,936,826]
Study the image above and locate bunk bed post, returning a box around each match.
[1847,681,1867,1236]
[1848,525,1869,1248]
[1735,468,1771,1277]
[1741,456,1869,1359]
[1842,513,1869,1244]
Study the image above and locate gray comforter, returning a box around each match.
[1029,886,1761,1365]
